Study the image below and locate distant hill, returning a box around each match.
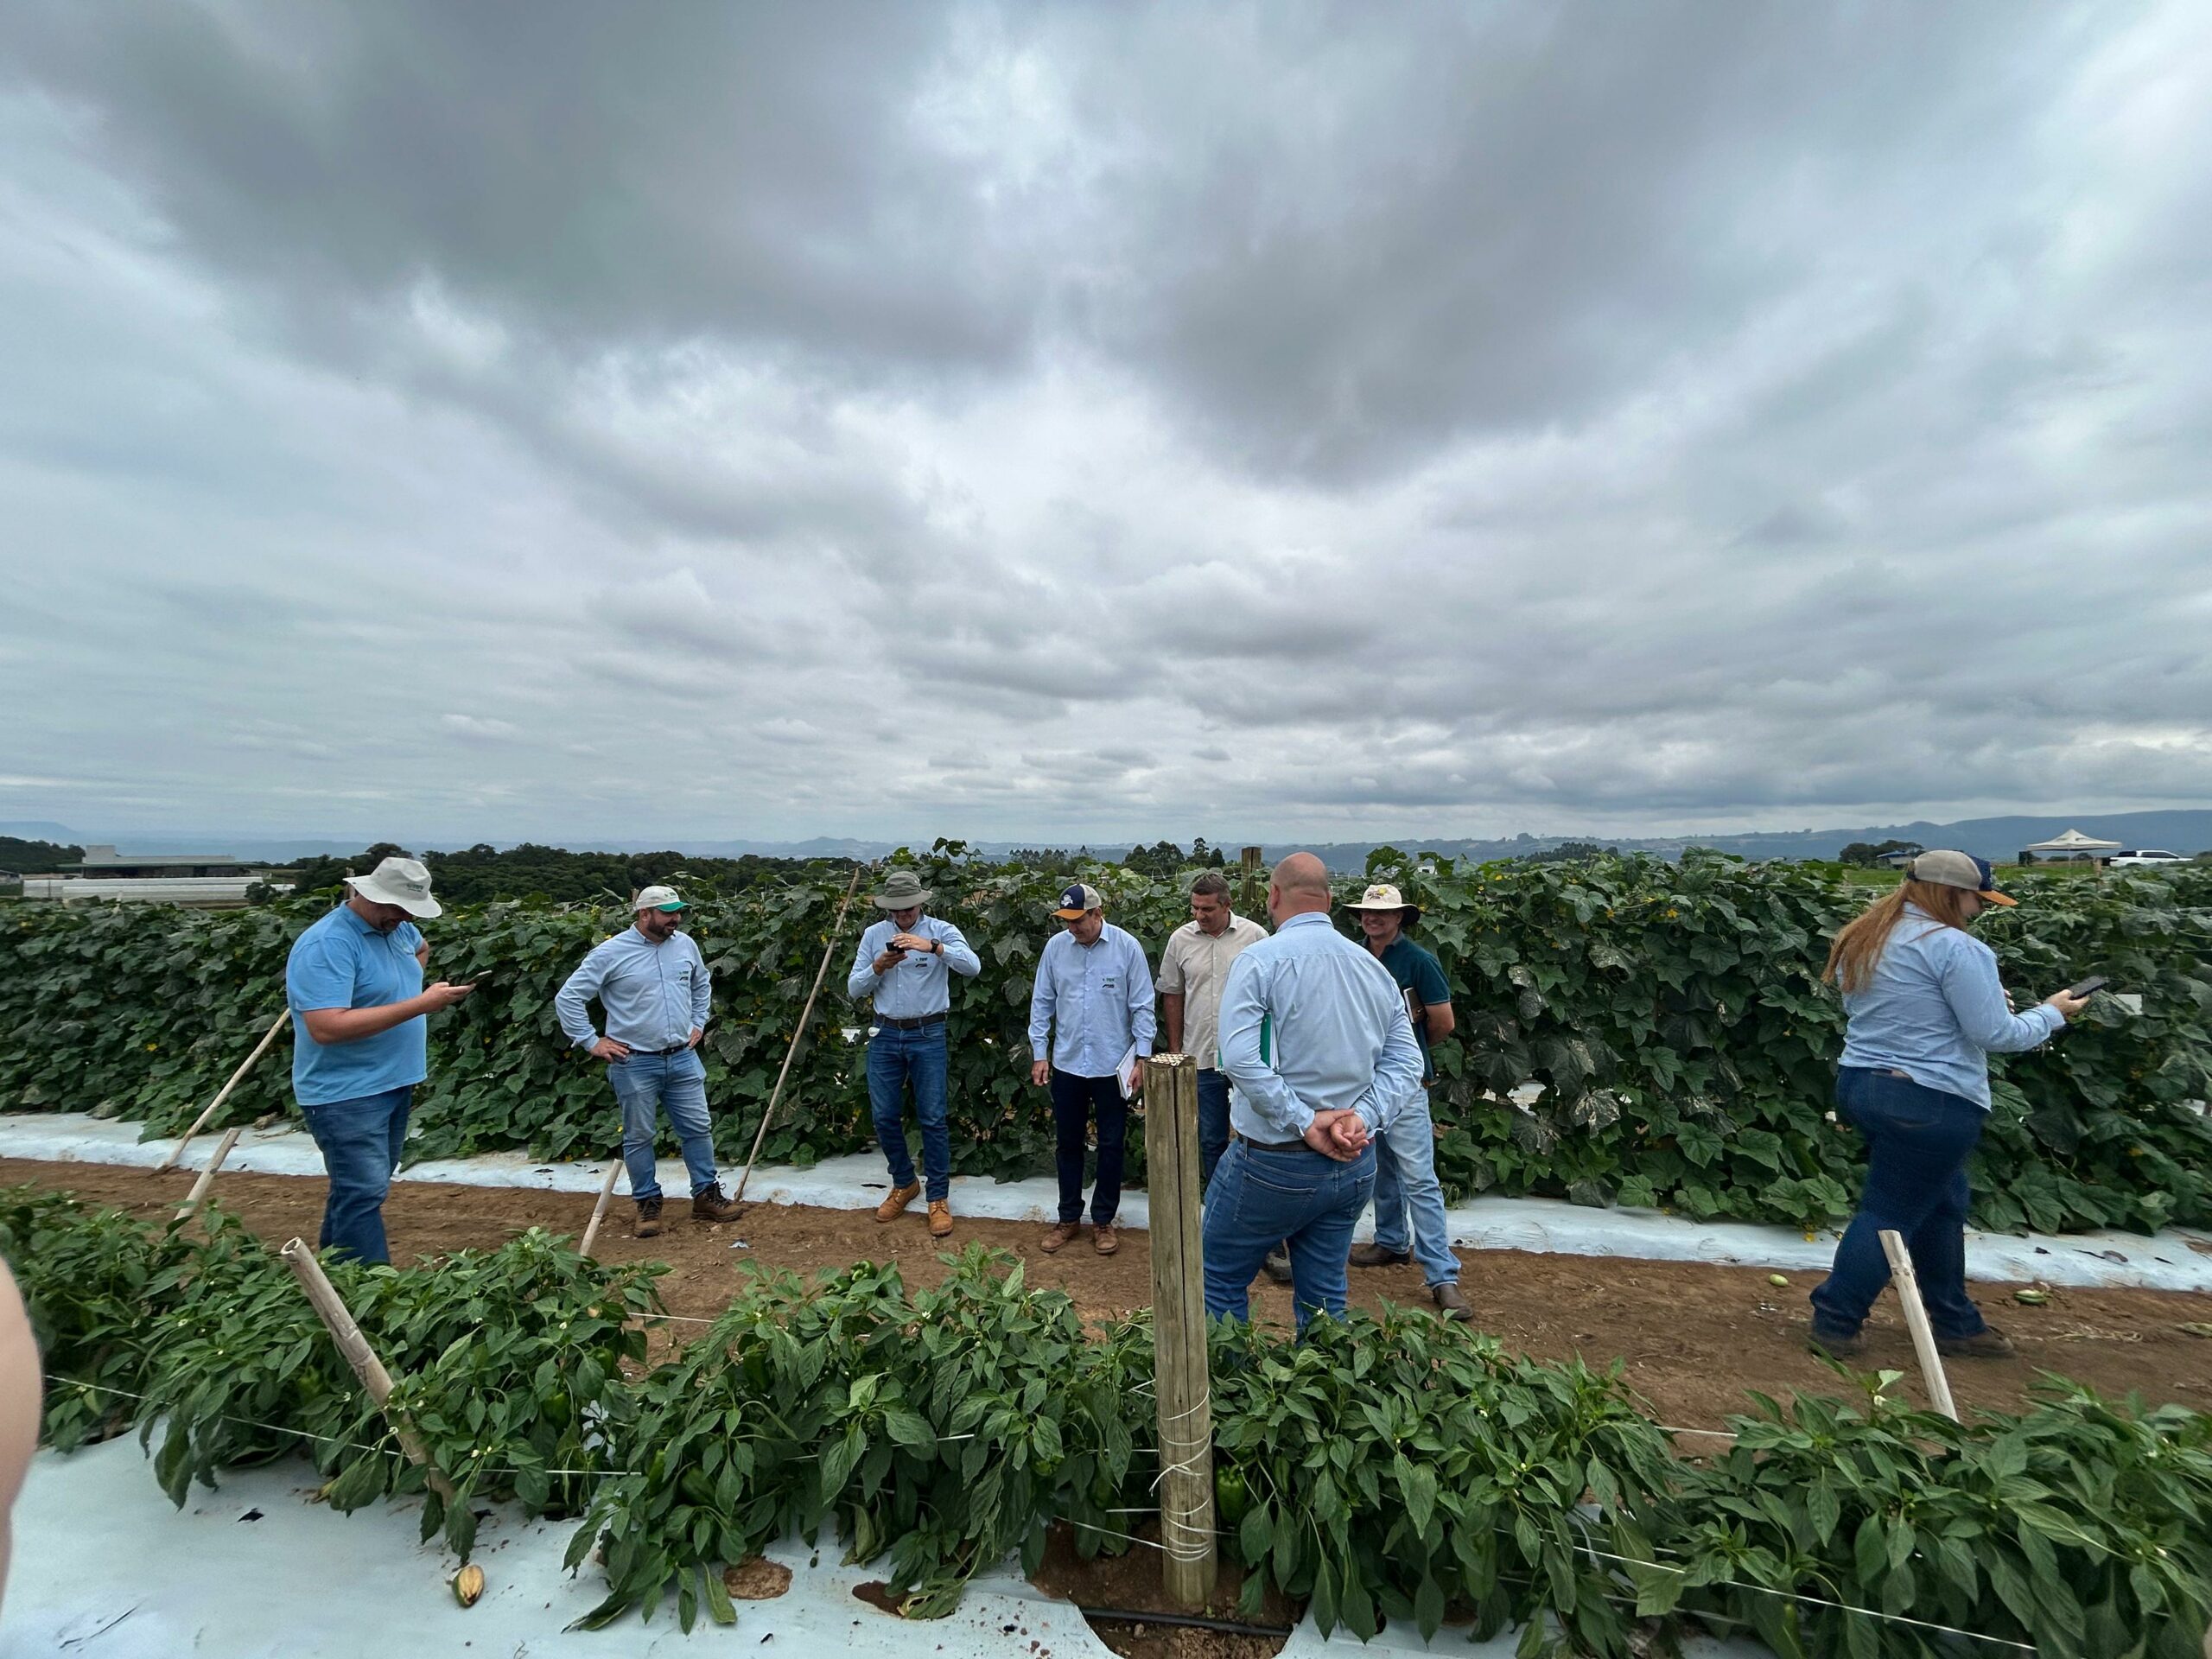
[9,811,2206,874]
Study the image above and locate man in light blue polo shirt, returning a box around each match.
[1027,882,1154,1257]
[848,868,982,1238]
[1206,853,1423,1332]
[286,856,477,1263]
[556,885,739,1238]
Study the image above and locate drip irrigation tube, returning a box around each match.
[1077,1604,1293,1638]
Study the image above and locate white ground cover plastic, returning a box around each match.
[2,1435,1770,1658]
[5,1110,2209,1294]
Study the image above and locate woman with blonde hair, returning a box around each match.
[1808,851,2090,1358]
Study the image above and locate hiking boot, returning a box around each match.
[1808,1325,1865,1358]
[1936,1327,2017,1360]
[927,1199,954,1239]
[691,1184,743,1224]
[633,1196,664,1239]
[1350,1242,1412,1268]
[874,1181,922,1224]
[1093,1222,1120,1256]
[1259,1248,1294,1286]
[1430,1282,1473,1323]
[1040,1221,1082,1253]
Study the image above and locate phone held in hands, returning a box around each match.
[2065,975,2108,999]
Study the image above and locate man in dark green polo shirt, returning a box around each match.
[1343,883,1469,1320]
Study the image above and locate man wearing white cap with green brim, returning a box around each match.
[556,885,741,1238]
[286,855,479,1263]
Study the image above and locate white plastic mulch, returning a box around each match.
[0,1435,1770,1658]
[4,1111,2211,1294]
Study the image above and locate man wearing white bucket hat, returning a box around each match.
[286,856,479,1263]
[556,885,742,1238]
[1342,881,1470,1321]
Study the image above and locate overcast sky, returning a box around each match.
[3,3,2209,848]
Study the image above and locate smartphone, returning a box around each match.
[2065,975,2107,999]
[455,970,492,987]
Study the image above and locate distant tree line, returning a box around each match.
[0,837,84,874]
[1836,839,1924,868]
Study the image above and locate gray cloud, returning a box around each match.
[1,3,2209,847]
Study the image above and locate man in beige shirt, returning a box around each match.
[1157,870,1268,1191]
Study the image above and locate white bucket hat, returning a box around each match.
[1344,882,1420,918]
[345,856,442,918]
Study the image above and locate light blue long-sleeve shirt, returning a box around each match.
[1838,904,2064,1109]
[1027,922,1155,1077]
[556,926,712,1052]
[846,914,982,1017]
[1218,911,1423,1141]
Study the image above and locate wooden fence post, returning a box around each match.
[279,1239,457,1499]
[1879,1229,1960,1422]
[1238,847,1264,915]
[1142,1052,1217,1608]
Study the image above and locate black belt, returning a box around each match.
[1232,1128,1315,1154]
[878,1012,947,1031]
[635,1042,691,1056]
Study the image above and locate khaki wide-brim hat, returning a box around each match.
[873,869,932,908]
[345,856,442,918]
[1344,882,1419,918]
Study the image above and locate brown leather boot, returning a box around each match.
[1039,1221,1081,1253]
[691,1183,743,1224]
[1936,1327,2017,1359]
[874,1181,922,1224]
[1430,1282,1473,1323]
[634,1196,664,1239]
[1092,1222,1120,1256]
[927,1199,953,1238]
[1349,1243,1411,1268]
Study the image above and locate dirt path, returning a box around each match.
[10,1157,2210,1433]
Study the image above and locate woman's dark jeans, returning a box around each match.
[1809,1066,1990,1341]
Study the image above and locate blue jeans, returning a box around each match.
[1050,1070,1128,1225]
[1370,1086,1459,1287]
[298,1084,413,1265]
[607,1048,719,1203]
[1810,1067,1989,1340]
[1196,1069,1230,1191]
[1203,1140,1376,1334]
[868,1022,950,1201]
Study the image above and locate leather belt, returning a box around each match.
[878,1012,947,1031]
[633,1043,691,1057]
[1232,1128,1313,1153]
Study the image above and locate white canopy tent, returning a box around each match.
[2020,828,2124,863]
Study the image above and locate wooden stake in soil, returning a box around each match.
[175,1125,243,1221]
[156,1008,289,1173]
[1238,846,1264,915]
[1879,1229,1960,1422]
[279,1238,457,1499]
[1142,1052,1218,1608]
[732,865,865,1208]
[578,1156,623,1259]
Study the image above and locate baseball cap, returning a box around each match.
[344,856,442,918]
[1052,882,1103,919]
[1908,850,2016,906]
[633,884,687,912]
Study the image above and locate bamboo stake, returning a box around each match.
[156,1008,289,1173]
[1143,1052,1218,1608]
[175,1126,243,1221]
[578,1157,623,1259]
[279,1238,456,1499]
[731,865,865,1207]
[1879,1229,1960,1422]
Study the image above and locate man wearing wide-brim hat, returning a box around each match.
[1342,882,1471,1322]
[285,856,479,1263]
[847,868,982,1237]
[556,885,742,1238]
